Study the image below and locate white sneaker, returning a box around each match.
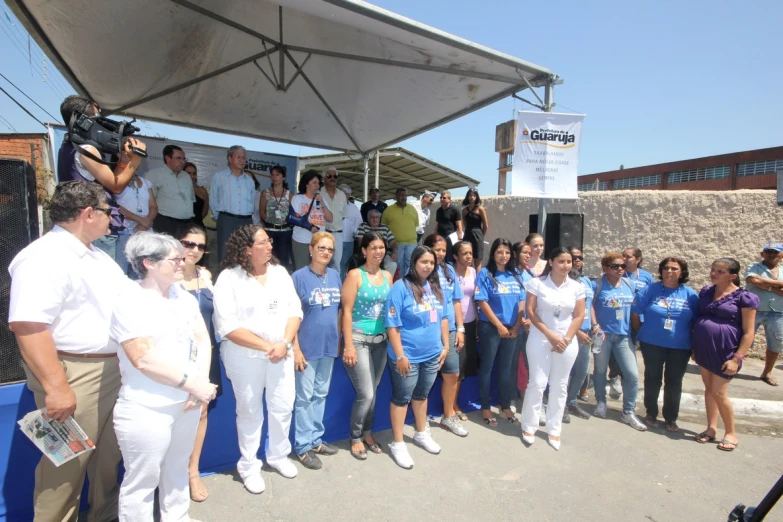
[267,458,298,479]
[390,441,414,469]
[609,377,623,400]
[243,474,265,494]
[413,430,442,454]
[621,412,648,432]
[594,401,607,419]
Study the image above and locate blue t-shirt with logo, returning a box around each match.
[475,268,526,326]
[292,267,342,360]
[385,280,445,363]
[627,268,655,294]
[593,276,635,335]
[579,275,595,332]
[632,282,699,350]
[437,264,464,332]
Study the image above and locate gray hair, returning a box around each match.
[368,209,382,219]
[324,166,337,175]
[125,232,183,278]
[227,145,246,159]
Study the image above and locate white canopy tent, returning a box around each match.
[7,0,560,197]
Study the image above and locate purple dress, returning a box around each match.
[692,286,759,379]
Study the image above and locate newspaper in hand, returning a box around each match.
[17,409,95,467]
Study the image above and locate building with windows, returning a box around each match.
[495,119,782,194]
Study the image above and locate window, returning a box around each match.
[578,180,608,191]
[611,174,660,189]
[504,153,513,167]
[667,165,730,184]
[736,159,783,177]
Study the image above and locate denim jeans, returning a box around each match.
[340,239,354,280]
[93,234,118,259]
[755,311,783,354]
[327,231,343,273]
[441,330,459,375]
[267,228,294,271]
[592,333,639,415]
[343,338,387,442]
[396,243,417,279]
[294,356,335,455]
[388,353,440,406]
[477,321,517,410]
[567,333,592,406]
[640,342,691,422]
[115,233,132,277]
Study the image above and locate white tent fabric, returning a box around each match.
[8,0,558,154]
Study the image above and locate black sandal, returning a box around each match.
[695,431,716,444]
[483,417,498,427]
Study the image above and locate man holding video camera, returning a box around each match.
[58,95,147,262]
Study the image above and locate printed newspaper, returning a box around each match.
[18,409,95,467]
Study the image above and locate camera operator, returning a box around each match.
[58,95,147,263]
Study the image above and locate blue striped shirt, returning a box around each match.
[209,169,256,217]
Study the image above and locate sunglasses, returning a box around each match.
[607,263,627,269]
[180,240,207,252]
[572,255,584,260]
[93,207,112,217]
[326,174,338,180]
[662,266,680,271]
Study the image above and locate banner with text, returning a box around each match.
[510,111,585,199]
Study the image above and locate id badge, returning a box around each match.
[553,305,561,319]
[664,318,674,331]
[429,308,437,323]
[269,300,279,311]
[322,295,331,307]
[615,309,624,320]
[188,340,197,363]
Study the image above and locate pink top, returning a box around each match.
[457,266,477,323]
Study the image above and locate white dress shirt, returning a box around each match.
[145,166,195,219]
[342,202,362,240]
[8,226,128,354]
[526,276,586,338]
[213,264,303,358]
[410,200,431,235]
[321,188,347,232]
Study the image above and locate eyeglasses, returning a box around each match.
[607,263,627,269]
[662,266,681,271]
[316,245,335,254]
[254,239,273,247]
[164,257,185,266]
[572,255,584,260]
[93,207,112,217]
[325,174,338,180]
[180,240,207,252]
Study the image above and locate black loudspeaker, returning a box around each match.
[0,158,39,384]
[528,213,584,255]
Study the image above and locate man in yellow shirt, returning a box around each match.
[381,187,419,277]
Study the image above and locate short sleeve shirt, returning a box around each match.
[144,166,195,219]
[745,262,783,313]
[381,204,419,245]
[437,264,464,332]
[526,276,586,337]
[632,282,699,349]
[436,206,460,237]
[593,276,636,335]
[290,194,327,244]
[475,268,526,326]
[385,280,445,363]
[292,267,342,361]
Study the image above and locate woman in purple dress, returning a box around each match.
[692,258,758,452]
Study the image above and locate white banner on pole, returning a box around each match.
[510,111,585,199]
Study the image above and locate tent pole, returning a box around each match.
[374,150,380,189]
[363,155,370,201]
[537,80,555,236]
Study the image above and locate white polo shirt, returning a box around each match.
[213,264,303,358]
[145,165,195,219]
[321,188,347,233]
[526,275,586,336]
[8,226,128,354]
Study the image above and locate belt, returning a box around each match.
[160,215,192,223]
[57,350,117,359]
[266,224,292,231]
[352,332,388,344]
[327,229,343,233]
[220,211,253,219]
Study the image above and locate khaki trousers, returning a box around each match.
[23,355,122,522]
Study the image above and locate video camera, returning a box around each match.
[67,112,147,165]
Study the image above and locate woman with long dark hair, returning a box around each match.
[452,241,479,418]
[259,165,294,270]
[476,238,526,426]
[290,170,333,270]
[461,188,488,271]
[385,246,449,469]
[520,247,585,450]
[341,231,393,460]
[423,234,467,437]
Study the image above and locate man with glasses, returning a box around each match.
[146,144,195,236]
[9,181,130,521]
[360,186,387,223]
[745,242,783,387]
[210,145,256,261]
[319,167,348,272]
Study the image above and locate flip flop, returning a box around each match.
[350,446,368,460]
[717,439,739,452]
[695,431,716,444]
[456,411,468,421]
[760,375,780,387]
[364,441,383,454]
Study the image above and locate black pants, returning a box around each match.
[153,213,193,237]
[267,228,294,272]
[640,342,692,422]
[216,214,252,262]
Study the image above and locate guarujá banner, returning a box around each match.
[510,111,585,199]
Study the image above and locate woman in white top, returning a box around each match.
[213,224,303,494]
[290,170,333,270]
[116,173,158,276]
[524,233,547,276]
[110,232,217,521]
[520,247,585,450]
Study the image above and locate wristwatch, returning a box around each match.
[284,341,294,351]
[456,326,466,333]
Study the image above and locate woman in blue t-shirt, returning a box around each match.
[476,238,526,426]
[385,246,450,470]
[631,257,699,432]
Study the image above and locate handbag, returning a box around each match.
[286,196,316,229]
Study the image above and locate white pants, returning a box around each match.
[114,398,200,522]
[327,231,343,271]
[520,330,578,437]
[221,342,295,478]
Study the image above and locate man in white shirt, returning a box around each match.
[410,191,436,243]
[209,145,257,261]
[8,181,129,522]
[146,144,195,236]
[320,166,348,271]
[338,184,362,279]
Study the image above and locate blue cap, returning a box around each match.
[763,242,783,252]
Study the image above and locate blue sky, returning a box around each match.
[1,0,782,197]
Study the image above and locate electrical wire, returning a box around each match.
[0,85,46,128]
[0,113,18,132]
[0,72,61,122]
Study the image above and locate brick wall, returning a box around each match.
[0,135,46,168]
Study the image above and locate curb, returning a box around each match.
[676,392,783,419]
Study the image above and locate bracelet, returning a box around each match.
[456,326,465,333]
[176,373,188,389]
[734,353,746,361]
[115,162,128,171]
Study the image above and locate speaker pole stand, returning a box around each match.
[537,80,555,238]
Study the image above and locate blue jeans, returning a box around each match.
[294,356,335,455]
[93,234,117,259]
[478,321,517,410]
[388,353,439,406]
[397,243,417,279]
[94,234,134,276]
[343,337,387,442]
[340,239,354,280]
[755,311,783,354]
[592,333,639,415]
[441,331,459,375]
[567,333,592,406]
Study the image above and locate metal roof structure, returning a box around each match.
[7,0,559,155]
[299,147,478,202]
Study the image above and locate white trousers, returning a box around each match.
[221,342,295,478]
[520,330,578,437]
[114,398,200,522]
